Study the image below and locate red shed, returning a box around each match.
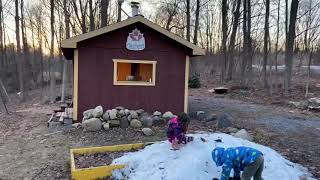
[61,16,205,121]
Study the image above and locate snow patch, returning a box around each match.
[111,133,314,180]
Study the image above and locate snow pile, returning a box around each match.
[112,133,314,180]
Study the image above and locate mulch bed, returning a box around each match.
[74,151,132,169]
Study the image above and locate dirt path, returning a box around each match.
[189,95,320,178]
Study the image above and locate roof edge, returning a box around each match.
[61,16,205,56]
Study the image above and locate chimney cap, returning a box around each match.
[131,1,140,6]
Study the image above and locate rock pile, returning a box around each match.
[80,106,177,135]
[288,97,320,111]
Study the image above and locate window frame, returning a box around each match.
[113,59,157,86]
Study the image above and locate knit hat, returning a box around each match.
[212,147,225,166]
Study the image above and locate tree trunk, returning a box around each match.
[50,0,56,103]
[274,0,280,91]
[101,0,109,27]
[227,0,241,81]
[21,0,29,95]
[117,0,122,22]
[305,47,312,97]
[284,0,299,94]
[0,0,3,75]
[186,0,190,42]
[246,0,253,87]
[285,0,288,38]
[263,0,270,89]
[15,0,24,101]
[193,0,200,45]
[241,0,247,85]
[89,0,95,31]
[221,0,228,83]
[62,0,70,103]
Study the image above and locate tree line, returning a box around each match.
[0,0,319,104]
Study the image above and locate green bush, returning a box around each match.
[188,74,201,88]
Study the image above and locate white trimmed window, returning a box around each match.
[113,59,157,86]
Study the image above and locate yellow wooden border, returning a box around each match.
[73,49,79,121]
[184,55,190,113]
[70,143,146,180]
[113,59,157,86]
[61,16,205,56]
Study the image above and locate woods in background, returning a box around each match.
[0,0,320,103]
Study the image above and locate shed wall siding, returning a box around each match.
[76,23,187,120]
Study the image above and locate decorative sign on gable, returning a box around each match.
[126,28,145,51]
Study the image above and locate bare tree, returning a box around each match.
[284,0,299,94]
[117,0,123,22]
[274,0,280,90]
[61,0,70,103]
[0,0,3,74]
[15,0,25,101]
[193,0,200,45]
[186,0,190,41]
[49,0,56,103]
[101,0,109,27]
[71,0,89,33]
[263,0,270,89]
[89,0,94,31]
[227,0,241,81]
[221,0,228,82]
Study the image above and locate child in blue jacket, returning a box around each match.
[212,146,264,180]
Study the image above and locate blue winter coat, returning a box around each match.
[212,146,263,180]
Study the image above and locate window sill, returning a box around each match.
[113,81,155,86]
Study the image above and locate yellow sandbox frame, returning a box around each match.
[70,143,147,180]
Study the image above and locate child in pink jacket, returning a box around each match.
[166,113,191,149]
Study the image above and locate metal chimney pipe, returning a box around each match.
[131,1,140,17]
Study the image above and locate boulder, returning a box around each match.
[225,127,239,134]
[153,111,162,116]
[72,123,81,129]
[141,116,153,127]
[152,116,166,126]
[196,111,206,121]
[103,123,110,130]
[118,110,126,117]
[308,97,320,105]
[142,128,154,136]
[82,118,102,131]
[130,119,142,128]
[124,109,130,116]
[308,98,320,110]
[205,113,218,122]
[120,116,129,128]
[288,101,308,109]
[102,112,110,121]
[163,111,175,120]
[205,120,216,127]
[217,113,233,129]
[130,111,139,119]
[187,111,198,119]
[83,109,94,119]
[136,109,145,115]
[92,106,103,118]
[127,115,132,122]
[115,106,124,111]
[109,109,118,120]
[234,129,253,141]
[110,120,120,127]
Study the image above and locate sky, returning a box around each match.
[1,0,157,47]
